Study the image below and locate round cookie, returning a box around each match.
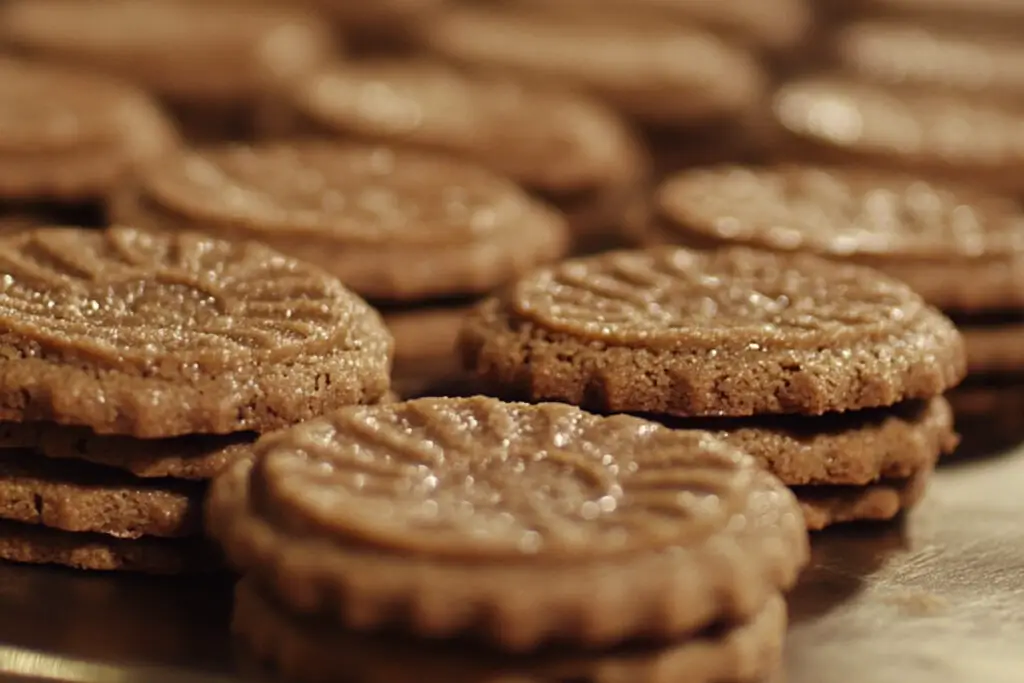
[508,0,811,53]
[687,396,957,487]
[794,464,935,531]
[0,519,214,574]
[0,450,201,538]
[0,0,334,140]
[460,247,966,417]
[771,76,1024,193]
[0,58,176,205]
[418,7,767,128]
[286,59,648,244]
[115,142,570,303]
[833,21,1024,98]
[0,421,252,480]
[234,578,787,683]
[0,226,392,438]
[645,165,1024,312]
[207,397,808,651]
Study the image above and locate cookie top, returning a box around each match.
[0,0,334,102]
[418,7,766,126]
[208,396,807,648]
[117,142,570,302]
[513,0,812,52]
[0,226,392,438]
[291,60,645,195]
[651,165,1024,310]
[772,76,1024,190]
[460,247,965,416]
[834,21,1024,97]
[0,58,177,201]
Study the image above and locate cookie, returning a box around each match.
[0,226,392,438]
[794,463,934,531]
[234,577,787,683]
[771,76,1024,193]
[384,304,473,399]
[954,315,1024,374]
[644,165,1024,312]
[0,58,176,205]
[0,0,334,140]
[459,247,965,417]
[947,381,1024,453]
[0,519,214,574]
[833,21,1024,98]
[680,396,957,487]
[285,59,648,244]
[509,0,811,53]
[0,449,201,538]
[114,142,570,303]
[207,397,808,650]
[0,421,252,480]
[419,7,767,128]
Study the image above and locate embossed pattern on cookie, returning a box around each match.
[0,226,392,437]
[207,396,809,649]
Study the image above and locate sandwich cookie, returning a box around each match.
[459,246,965,527]
[0,226,392,572]
[208,396,808,652]
[115,141,569,396]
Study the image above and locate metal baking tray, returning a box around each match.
[0,440,1020,683]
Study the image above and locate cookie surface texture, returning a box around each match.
[0,226,392,438]
[233,578,787,683]
[460,246,965,417]
[794,463,935,531]
[117,143,569,302]
[0,58,176,201]
[649,166,1024,312]
[207,396,808,651]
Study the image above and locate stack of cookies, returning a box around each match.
[0,226,392,573]
[459,246,966,529]
[114,141,569,397]
[0,57,177,226]
[641,164,1024,449]
[281,58,647,251]
[0,0,335,141]
[209,395,809,683]
[415,4,773,174]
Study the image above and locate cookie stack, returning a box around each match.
[416,4,771,175]
[283,58,647,251]
[0,0,335,141]
[114,141,569,397]
[0,226,392,573]
[459,246,966,529]
[208,395,809,682]
[642,165,1024,449]
[0,57,177,226]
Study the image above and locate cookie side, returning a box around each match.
[794,463,935,531]
[233,578,787,683]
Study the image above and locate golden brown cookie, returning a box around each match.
[0,519,215,573]
[234,577,787,683]
[771,76,1024,192]
[0,58,176,205]
[0,450,201,538]
[285,59,648,245]
[419,7,767,128]
[115,142,570,303]
[0,0,334,140]
[0,421,252,480]
[644,165,1024,312]
[684,397,957,487]
[0,226,392,438]
[794,463,934,531]
[460,247,965,417]
[207,397,808,651]
[833,21,1024,98]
